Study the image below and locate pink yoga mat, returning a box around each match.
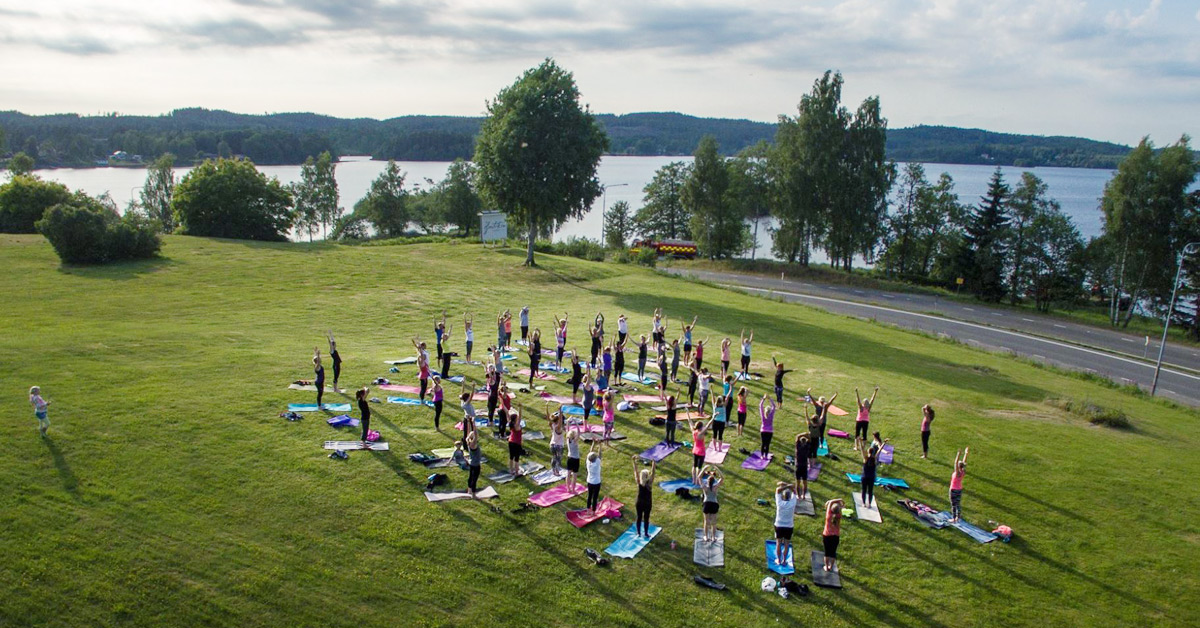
[827,405,848,416]
[827,429,850,439]
[565,497,624,528]
[378,384,421,394]
[567,423,605,433]
[528,484,587,507]
[517,369,557,380]
[539,394,575,404]
[624,395,661,404]
[470,392,516,402]
[704,442,730,464]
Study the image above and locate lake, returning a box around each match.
[33,156,1116,262]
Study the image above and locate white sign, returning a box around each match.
[480,211,508,242]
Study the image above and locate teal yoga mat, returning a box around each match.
[845,473,909,489]
[386,396,434,407]
[658,478,700,492]
[605,524,661,558]
[765,540,795,575]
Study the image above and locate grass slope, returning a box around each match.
[1,235,1196,627]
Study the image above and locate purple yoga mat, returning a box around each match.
[327,415,360,427]
[741,451,773,471]
[879,444,894,464]
[827,428,850,439]
[640,441,681,462]
[807,462,822,481]
[528,484,587,507]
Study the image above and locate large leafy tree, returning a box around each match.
[685,135,747,259]
[634,161,691,241]
[7,151,35,177]
[351,160,409,238]
[0,174,72,233]
[439,159,481,236]
[474,59,608,266]
[1006,172,1058,304]
[881,162,928,276]
[603,200,633,249]
[139,153,176,232]
[1027,208,1085,312]
[827,95,893,270]
[917,172,968,277]
[727,141,771,258]
[290,151,340,241]
[172,158,293,241]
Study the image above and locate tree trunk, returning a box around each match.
[525,216,537,267]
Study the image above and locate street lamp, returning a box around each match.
[1151,241,1200,396]
[599,183,628,247]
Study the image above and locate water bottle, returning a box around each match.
[670,540,676,550]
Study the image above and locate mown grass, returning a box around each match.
[1,234,1197,627]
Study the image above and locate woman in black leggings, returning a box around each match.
[858,437,878,508]
[327,331,342,392]
[357,387,371,443]
[632,456,656,537]
[313,347,325,408]
[920,404,935,458]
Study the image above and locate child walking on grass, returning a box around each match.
[30,386,50,436]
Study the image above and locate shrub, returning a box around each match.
[36,194,161,264]
[636,246,658,267]
[172,158,293,241]
[1045,397,1132,429]
[0,175,72,233]
[534,237,606,262]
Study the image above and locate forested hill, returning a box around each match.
[0,108,1133,169]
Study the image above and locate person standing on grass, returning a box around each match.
[581,373,596,423]
[613,337,627,383]
[699,465,723,542]
[793,433,812,498]
[466,429,482,498]
[484,365,500,426]
[681,315,698,365]
[431,376,444,430]
[670,337,682,383]
[857,437,878,509]
[739,329,754,375]
[586,440,604,514]
[806,388,838,446]
[496,310,507,350]
[439,327,454,379]
[527,328,542,385]
[356,387,371,444]
[632,455,657,538]
[805,405,822,465]
[565,427,582,492]
[601,390,616,445]
[720,337,732,380]
[657,350,669,401]
[663,394,679,445]
[771,357,794,406]
[463,312,475,362]
[822,498,845,572]
[601,344,613,380]
[507,405,525,476]
[774,482,798,566]
[434,311,448,361]
[569,351,584,402]
[590,317,603,367]
[920,404,935,458]
[694,337,708,371]
[497,383,513,440]
[686,412,714,486]
[950,447,970,523]
[504,309,514,348]
[710,394,728,449]
[460,386,477,443]
[617,314,628,345]
[518,306,529,344]
[690,363,713,412]
[29,386,50,436]
[327,331,342,392]
[735,386,748,437]
[854,386,879,448]
[547,406,566,475]
[313,347,326,408]
[553,312,569,369]
[759,394,776,457]
[635,335,649,382]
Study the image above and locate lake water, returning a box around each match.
[33,156,1117,261]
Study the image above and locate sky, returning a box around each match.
[0,0,1196,146]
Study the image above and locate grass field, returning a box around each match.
[2,234,1197,627]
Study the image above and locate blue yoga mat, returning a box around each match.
[658,478,700,492]
[818,439,829,457]
[765,540,795,575]
[845,473,909,489]
[327,414,360,427]
[435,374,465,383]
[938,513,998,543]
[288,403,351,412]
[561,405,586,416]
[734,371,756,381]
[538,363,571,374]
[605,524,661,558]
[386,396,434,407]
[621,373,657,385]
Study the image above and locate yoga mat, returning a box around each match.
[378,384,421,393]
[289,403,352,412]
[568,423,605,433]
[624,394,662,403]
[288,383,340,392]
[853,493,883,523]
[528,483,586,507]
[323,441,389,451]
[818,440,829,457]
[561,405,586,416]
[827,429,850,439]
[605,524,661,559]
[516,369,557,380]
[540,349,572,357]
[845,474,909,489]
[765,540,795,575]
[733,371,758,381]
[580,430,626,442]
[385,396,434,407]
[621,373,658,385]
[898,500,947,529]
[640,441,681,462]
[538,363,572,374]
[487,461,545,483]
[811,551,842,588]
[797,494,816,516]
[807,463,822,481]
[741,451,773,471]
[878,444,894,464]
[704,442,729,465]
[327,415,360,427]
[430,447,457,458]
[452,359,483,366]
[531,468,567,485]
[939,513,999,543]
[693,529,725,567]
[524,431,546,441]
[453,418,491,430]
[539,394,575,404]
[424,486,498,502]
[827,405,848,416]
[659,478,700,492]
[443,376,465,384]
[565,497,623,528]
[384,357,418,365]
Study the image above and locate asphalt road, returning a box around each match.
[664,267,1200,407]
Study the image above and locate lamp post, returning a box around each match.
[1150,241,1200,396]
[599,182,628,247]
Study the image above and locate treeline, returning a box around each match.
[0,108,1140,169]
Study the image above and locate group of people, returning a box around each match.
[296,305,975,575]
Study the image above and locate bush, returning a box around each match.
[1045,398,1132,429]
[172,158,293,241]
[0,175,72,233]
[636,246,658,267]
[36,194,161,264]
[534,237,606,262]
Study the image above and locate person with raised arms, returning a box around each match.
[613,336,627,383]
[585,439,604,514]
[699,465,724,543]
[312,347,326,408]
[569,350,584,402]
[496,382,513,440]
[854,386,879,449]
[504,309,514,348]
[438,326,454,379]
[920,404,935,459]
[506,404,525,476]
[656,348,669,401]
[463,312,475,362]
[670,337,682,383]
[616,314,628,346]
[431,375,444,430]
[465,428,482,498]
[806,388,839,446]
[690,363,714,412]
[774,482,798,566]
[720,337,732,380]
[821,498,845,572]
[651,308,664,345]
[686,411,715,485]
[601,344,613,380]
[950,447,970,523]
[857,436,879,509]
[739,329,754,375]
[547,404,566,475]
[681,315,698,365]
[735,386,749,437]
[601,389,617,445]
[771,356,794,406]
[553,312,569,369]
[632,455,657,538]
[496,310,507,351]
[410,337,430,402]
[793,433,812,498]
[519,306,530,345]
[484,364,501,427]
[710,393,728,449]
[327,331,342,392]
[459,381,477,443]
[527,328,542,386]
[434,310,448,361]
[694,337,708,370]
[722,375,735,424]
[759,394,776,457]
[804,404,822,467]
[589,316,604,368]
[565,426,582,492]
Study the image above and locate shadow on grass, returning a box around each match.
[898,459,1092,525]
[42,437,80,495]
[56,255,178,281]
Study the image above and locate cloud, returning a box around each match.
[178,18,308,48]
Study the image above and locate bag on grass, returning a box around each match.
[366,430,381,442]
[425,473,447,490]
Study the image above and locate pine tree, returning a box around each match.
[961,168,1010,301]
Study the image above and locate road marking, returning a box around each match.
[1022,318,1035,322]
[963,307,975,312]
[1054,324,1067,329]
[720,284,1200,385]
[853,290,865,295]
[1032,355,1046,360]
[1120,338,1135,343]
[992,313,1003,317]
[1163,390,1177,396]
[882,294,895,299]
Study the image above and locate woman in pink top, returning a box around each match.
[735,386,748,437]
[821,498,845,572]
[920,404,935,458]
[686,412,714,486]
[601,390,616,446]
[853,386,879,449]
[950,447,969,522]
[719,338,732,379]
[507,406,525,476]
[431,376,444,430]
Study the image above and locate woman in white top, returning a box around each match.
[463,312,475,361]
[547,405,566,475]
[773,482,798,565]
[585,441,603,514]
[617,315,628,345]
